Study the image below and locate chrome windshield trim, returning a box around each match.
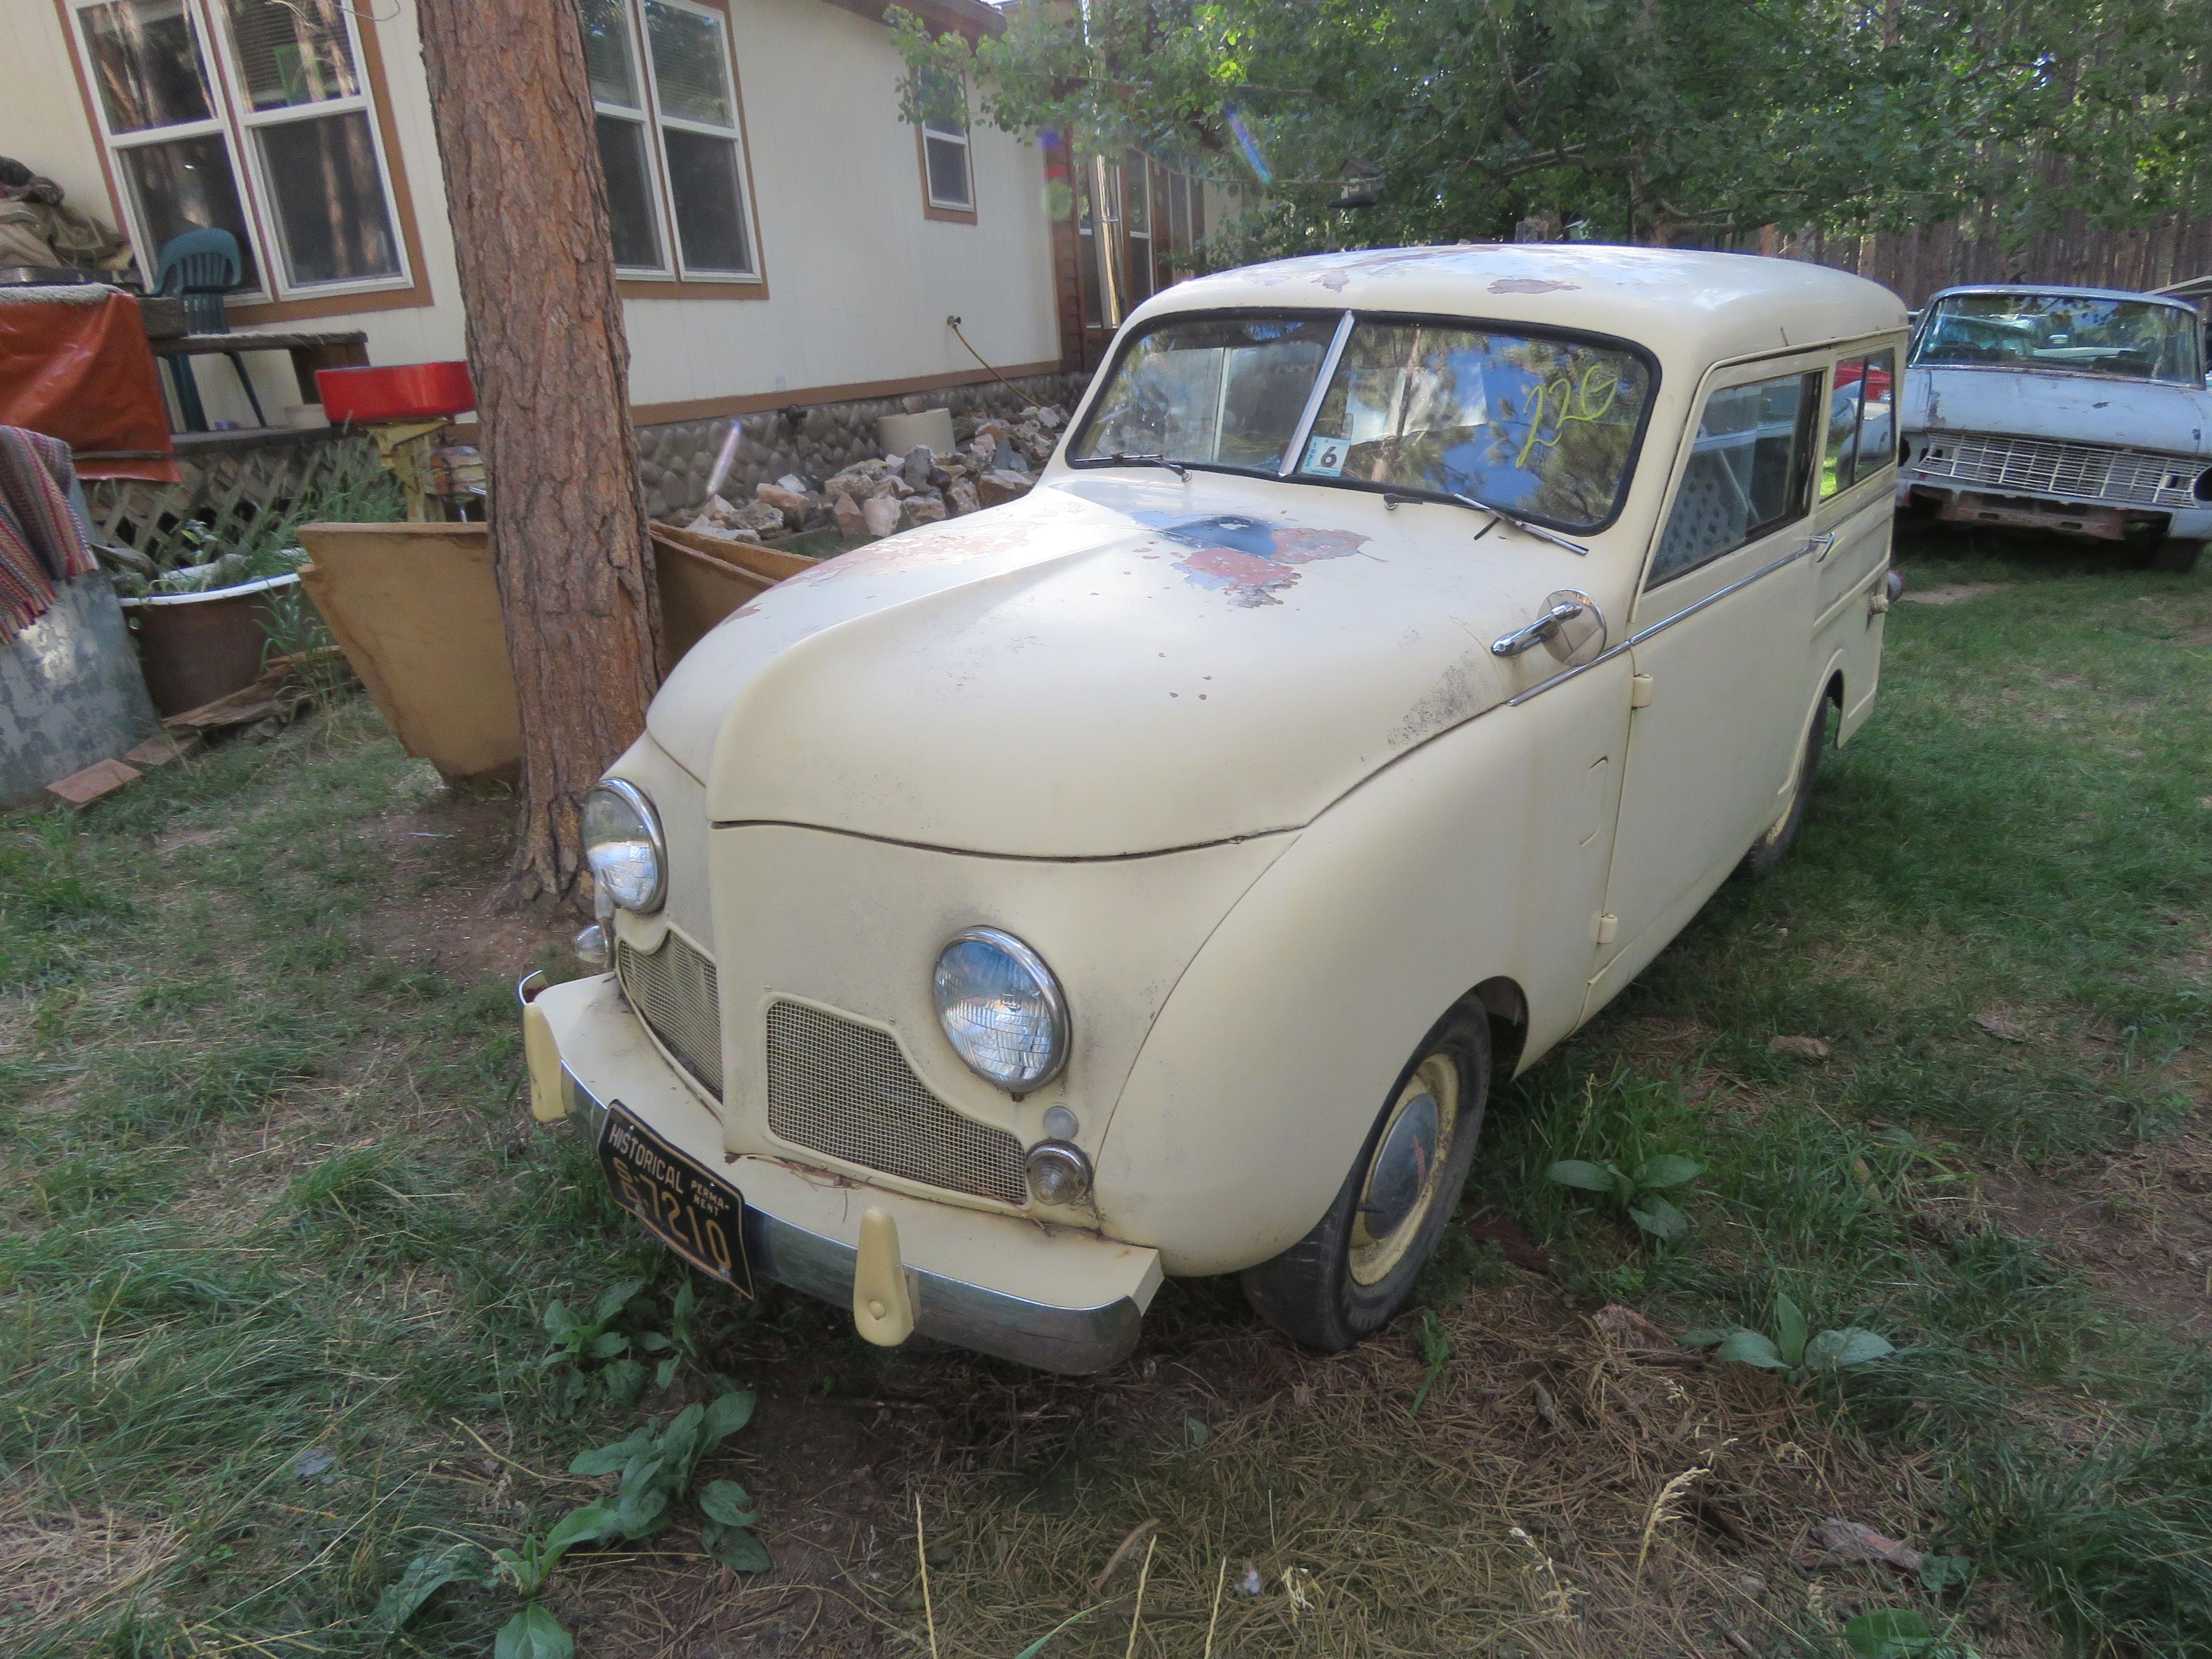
[1505,540,1816,707]
[1279,310,1356,478]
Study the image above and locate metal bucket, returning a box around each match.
[120,572,297,717]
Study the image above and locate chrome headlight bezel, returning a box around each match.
[582,778,666,914]
[932,926,1070,1094]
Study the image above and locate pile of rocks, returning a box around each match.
[681,405,1069,546]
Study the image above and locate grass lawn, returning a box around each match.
[2,528,2207,1658]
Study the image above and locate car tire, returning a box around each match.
[2150,537,2204,575]
[1240,1005,1490,1352]
[1735,695,1830,882]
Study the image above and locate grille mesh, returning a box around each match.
[1913,433,2203,509]
[616,935,722,1096]
[764,1001,1026,1206]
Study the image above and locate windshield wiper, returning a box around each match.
[1107,452,1191,480]
[1385,490,1589,557]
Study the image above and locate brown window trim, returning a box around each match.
[617,275,772,301]
[618,0,771,294]
[53,0,434,326]
[915,123,976,225]
[626,357,1062,427]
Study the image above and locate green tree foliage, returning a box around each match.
[892,0,2210,263]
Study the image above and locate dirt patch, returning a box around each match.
[523,1276,2043,1658]
[1899,582,2009,607]
[1979,1122,2212,1339]
[361,793,577,981]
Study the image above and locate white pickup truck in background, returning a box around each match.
[1896,283,2211,573]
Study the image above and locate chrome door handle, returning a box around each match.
[1802,532,1838,563]
[1491,597,1588,658]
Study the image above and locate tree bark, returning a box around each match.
[417,0,660,913]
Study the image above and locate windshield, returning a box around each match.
[1068,314,1339,473]
[1068,312,1655,531]
[1911,293,2204,385]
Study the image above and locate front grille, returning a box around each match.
[764,1000,1026,1206]
[616,935,722,1097]
[1913,433,2203,509]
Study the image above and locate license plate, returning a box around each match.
[597,1102,752,1292]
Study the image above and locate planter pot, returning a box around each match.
[120,572,298,717]
[1,571,160,809]
[294,522,804,786]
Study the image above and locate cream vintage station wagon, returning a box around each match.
[520,245,1908,1373]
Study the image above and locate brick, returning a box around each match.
[44,757,142,809]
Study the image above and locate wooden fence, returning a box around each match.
[1768,211,2212,307]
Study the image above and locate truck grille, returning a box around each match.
[1912,433,2203,509]
[764,1000,1026,1206]
[616,934,722,1097]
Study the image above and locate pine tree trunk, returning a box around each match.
[417,0,660,913]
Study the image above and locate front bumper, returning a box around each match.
[1897,476,2212,545]
[518,971,1161,1374]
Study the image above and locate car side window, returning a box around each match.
[1821,350,1895,499]
[1648,371,1820,588]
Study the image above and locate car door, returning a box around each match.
[1812,345,1902,737]
[1586,357,1827,1012]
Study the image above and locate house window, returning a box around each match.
[916,69,972,215]
[580,0,759,280]
[1069,152,1203,336]
[69,0,407,298]
[1122,150,1152,305]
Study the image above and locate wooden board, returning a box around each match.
[296,522,520,785]
[652,521,817,584]
[297,521,799,784]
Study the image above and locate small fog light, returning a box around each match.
[574,924,608,970]
[1025,1140,1092,1205]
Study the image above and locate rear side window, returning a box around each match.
[1649,371,1820,586]
[1821,350,1896,498]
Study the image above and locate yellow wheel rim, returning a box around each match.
[1349,1052,1459,1287]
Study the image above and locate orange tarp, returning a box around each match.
[0,290,179,483]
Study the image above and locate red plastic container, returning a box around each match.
[316,361,475,423]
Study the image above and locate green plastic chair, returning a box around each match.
[154,228,266,431]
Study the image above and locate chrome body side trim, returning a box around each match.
[549,1043,1143,1375]
[1505,541,1815,707]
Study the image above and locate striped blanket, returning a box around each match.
[0,425,97,643]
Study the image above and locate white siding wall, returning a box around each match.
[4,0,1059,430]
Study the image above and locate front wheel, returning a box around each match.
[1240,1006,1490,1351]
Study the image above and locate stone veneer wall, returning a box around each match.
[633,370,1094,521]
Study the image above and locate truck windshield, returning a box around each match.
[1068,311,1654,531]
[1911,293,2204,385]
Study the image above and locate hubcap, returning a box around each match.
[1350,1054,1459,1286]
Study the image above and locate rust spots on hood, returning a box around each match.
[1489,277,1578,294]
[1142,513,1370,607]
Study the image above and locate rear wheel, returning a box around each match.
[1736,695,1831,881]
[1240,1006,1490,1351]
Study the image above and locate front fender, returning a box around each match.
[1095,661,1631,1275]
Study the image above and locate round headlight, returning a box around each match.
[933,927,1069,1092]
[582,780,665,912]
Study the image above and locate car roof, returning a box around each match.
[1132,244,1907,373]
[1927,283,2201,313]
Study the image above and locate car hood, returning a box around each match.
[1906,365,2212,456]
[647,474,1597,857]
